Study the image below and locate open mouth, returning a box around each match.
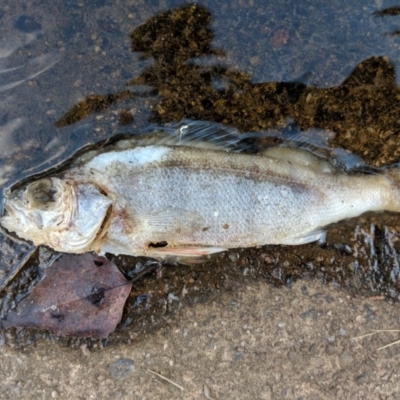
[1,202,19,224]
[0,192,30,235]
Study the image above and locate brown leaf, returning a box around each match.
[1,253,132,338]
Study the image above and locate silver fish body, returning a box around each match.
[2,122,400,260]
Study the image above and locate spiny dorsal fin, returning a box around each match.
[139,119,256,153]
[70,120,258,169]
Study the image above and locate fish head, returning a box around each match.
[1,177,112,253]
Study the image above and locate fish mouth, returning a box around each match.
[2,189,23,216]
[2,203,10,218]
[0,212,18,233]
[1,191,32,234]
[1,203,20,232]
[1,201,17,225]
[0,195,51,245]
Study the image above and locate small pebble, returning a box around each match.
[340,350,354,368]
[339,328,347,336]
[109,358,135,380]
[203,384,211,399]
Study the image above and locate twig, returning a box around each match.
[353,329,400,339]
[147,368,185,391]
[377,338,400,351]
[353,329,400,351]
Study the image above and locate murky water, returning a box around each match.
[2,0,400,345]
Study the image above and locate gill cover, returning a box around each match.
[1,177,112,253]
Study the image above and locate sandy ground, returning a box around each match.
[1,279,400,400]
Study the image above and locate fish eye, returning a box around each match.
[27,179,59,210]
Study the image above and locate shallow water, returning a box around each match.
[1,0,400,345]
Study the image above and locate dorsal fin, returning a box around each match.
[69,120,259,169]
[139,119,257,153]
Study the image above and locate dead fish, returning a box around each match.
[1,120,400,260]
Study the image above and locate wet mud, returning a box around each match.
[2,1,400,348]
